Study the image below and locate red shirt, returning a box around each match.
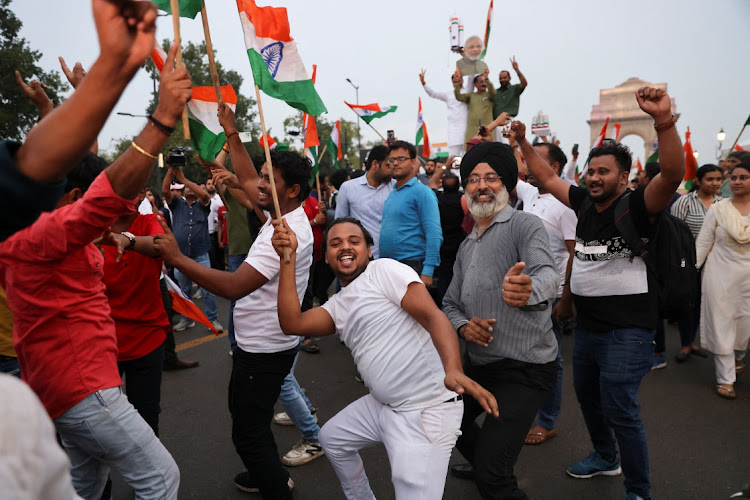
[303,196,324,261]
[0,172,135,419]
[103,214,169,361]
[218,206,228,246]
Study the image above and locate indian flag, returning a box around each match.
[576,117,610,185]
[327,120,342,166]
[613,123,621,143]
[187,86,238,161]
[345,102,397,124]
[153,0,202,19]
[152,40,167,72]
[480,0,493,60]
[165,276,218,334]
[236,0,326,116]
[683,127,697,191]
[647,140,659,164]
[304,65,321,180]
[432,142,449,159]
[415,98,430,158]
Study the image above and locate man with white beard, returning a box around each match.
[442,141,560,499]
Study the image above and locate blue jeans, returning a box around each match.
[537,301,563,430]
[174,252,217,322]
[54,387,179,500]
[227,254,247,351]
[278,352,320,442]
[573,326,654,499]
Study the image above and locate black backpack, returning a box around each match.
[580,192,699,320]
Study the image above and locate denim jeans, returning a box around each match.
[573,326,654,499]
[537,299,564,431]
[278,352,320,442]
[174,252,217,322]
[54,387,179,500]
[226,254,247,351]
[229,346,296,499]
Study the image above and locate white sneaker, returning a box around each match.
[192,289,203,299]
[211,320,224,333]
[281,440,325,466]
[273,409,317,426]
[173,319,195,332]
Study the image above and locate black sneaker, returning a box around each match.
[234,470,294,493]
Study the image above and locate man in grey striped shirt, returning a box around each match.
[443,141,559,499]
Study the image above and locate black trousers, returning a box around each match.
[117,343,165,436]
[457,356,557,500]
[159,278,178,365]
[228,346,296,499]
[209,231,225,270]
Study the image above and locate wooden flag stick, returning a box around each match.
[200,1,223,103]
[315,172,321,202]
[254,84,290,263]
[316,143,328,164]
[725,124,747,160]
[346,106,386,141]
[170,0,190,139]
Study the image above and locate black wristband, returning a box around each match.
[148,115,176,136]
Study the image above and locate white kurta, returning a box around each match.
[422,83,468,153]
[696,207,750,354]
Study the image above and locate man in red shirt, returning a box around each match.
[0,45,190,499]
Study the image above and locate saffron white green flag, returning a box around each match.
[345,102,397,124]
[327,120,342,166]
[187,86,238,161]
[236,0,326,116]
[415,98,430,158]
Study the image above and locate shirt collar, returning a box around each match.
[396,176,418,190]
[467,204,514,239]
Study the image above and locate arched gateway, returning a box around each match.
[588,77,678,161]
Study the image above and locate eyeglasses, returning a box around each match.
[387,157,412,165]
[466,173,502,185]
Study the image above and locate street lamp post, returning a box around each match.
[346,78,361,157]
[716,128,726,159]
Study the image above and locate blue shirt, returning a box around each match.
[335,175,394,259]
[379,177,443,276]
[169,196,211,259]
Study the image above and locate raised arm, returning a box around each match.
[172,168,210,206]
[218,103,260,205]
[636,87,684,215]
[105,44,191,200]
[512,121,572,207]
[59,57,97,154]
[271,219,336,336]
[400,282,498,417]
[15,71,54,118]
[511,56,527,90]
[454,83,471,103]
[162,167,175,204]
[14,0,158,184]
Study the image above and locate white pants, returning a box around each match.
[448,145,463,156]
[318,394,463,500]
[715,349,748,384]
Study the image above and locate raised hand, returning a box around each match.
[452,67,462,86]
[509,120,527,144]
[92,0,158,76]
[217,101,237,134]
[459,317,496,347]
[153,216,183,265]
[503,262,532,308]
[15,71,53,115]
[419,69,426,85]
[443,371,499,418]
[510,55,520,73]
[59,57,87,89]
[212,170,240,190]
[271,218,298,258]
[151,44,192,128]
[635,86,672,122]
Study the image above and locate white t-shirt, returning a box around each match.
[137,197,153,215]
[208,193,224,234]
[321,259,455,411]
[233,206,313,353]
[516,179,577,297]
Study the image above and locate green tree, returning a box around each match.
[0,0,68,139]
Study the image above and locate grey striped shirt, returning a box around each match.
[443,205,560,365]
[670,191,722,238]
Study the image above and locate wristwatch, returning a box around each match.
[121,232,136,251]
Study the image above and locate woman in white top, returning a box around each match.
[696,162,750,400]
[670,164,723,362]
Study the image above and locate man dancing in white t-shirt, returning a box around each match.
[271,216,498,499]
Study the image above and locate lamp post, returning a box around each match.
[716,128,726,159]
[346,78,361,155]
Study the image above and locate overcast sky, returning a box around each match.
[12,0,750,165]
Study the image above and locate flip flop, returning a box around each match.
[716,385,736,400]
[524,426,557,445]
[300,339,320,354]
[736,361,745,377]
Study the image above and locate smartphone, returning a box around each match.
[386,130,395,145]
[572,144,579,156]
[453,156,462,167]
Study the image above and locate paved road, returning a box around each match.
[113,296,750,499]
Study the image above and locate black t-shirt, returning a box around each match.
[434,189,467,259]
[568,185,658,332]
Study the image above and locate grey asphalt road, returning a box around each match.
[112,296,750,499]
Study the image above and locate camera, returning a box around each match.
[165,146,193,168]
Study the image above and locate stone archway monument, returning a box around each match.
[588,77,677,161]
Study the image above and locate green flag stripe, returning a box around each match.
[360,107,397,124]
[152,0,202,19]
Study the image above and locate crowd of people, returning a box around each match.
[1,3,750,500]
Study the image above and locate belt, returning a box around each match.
[444,394,463,403]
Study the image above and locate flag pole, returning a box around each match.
[316,143,328,164]
[200,1,223,103]
[169,0,190,139]
[315,173,321,202]
[254,84,290,263]
[725,124,747,159]
[346,107,386,142]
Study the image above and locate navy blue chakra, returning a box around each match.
[261,41,284,78]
